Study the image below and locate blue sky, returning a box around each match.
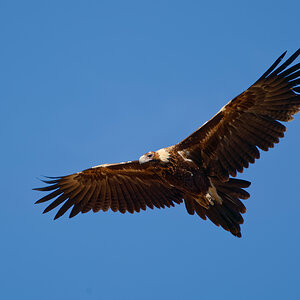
[1,1,300,299]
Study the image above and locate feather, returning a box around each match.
[108,177,119,212]
[124,179,146,211]
[257,51,286,80]
[35,189,63,204]
[93,180,106,212]
[43,194,68,214]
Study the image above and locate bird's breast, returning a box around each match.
[162,161,209,194]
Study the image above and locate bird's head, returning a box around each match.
[139,151,156,164]
[139,148,170,164]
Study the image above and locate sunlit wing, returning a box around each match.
[34,161,183,219]
[176,49,300,181]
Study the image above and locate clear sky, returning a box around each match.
[1,1,299,299]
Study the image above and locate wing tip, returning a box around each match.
[42,208,50,214]
[53,214,60,220]
[235,232,242,238]
[256,49,300,81]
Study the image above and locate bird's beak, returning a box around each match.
[139,155,147,164]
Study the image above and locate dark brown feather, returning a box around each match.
[184,197,195,215]
[118,177,135,213]
[89,181,102,213]
[43,194,68,214]
[109,177,119,212]
[124,179,146,211]
[102,179,111,212]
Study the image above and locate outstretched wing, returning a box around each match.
[176,49,300,181]
[34,161,183,219]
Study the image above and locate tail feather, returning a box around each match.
[184,197,195,215]
[184,178,251,237]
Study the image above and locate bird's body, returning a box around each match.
[145,148,215,208]
[35,49,300,237]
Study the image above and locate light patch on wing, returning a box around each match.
[156,148,170,162]
[91,161,132,168]
[178,150,193,162]
[205,192,214,206]
[220,103,228,112]
[206,182,222,205]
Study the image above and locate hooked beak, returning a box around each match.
[139,153,158,164]
[139,154,149,164]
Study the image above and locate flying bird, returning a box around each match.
[35,49,300,237]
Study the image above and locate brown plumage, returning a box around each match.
[34,49,300,237]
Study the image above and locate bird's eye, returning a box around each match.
[147,153,153,158]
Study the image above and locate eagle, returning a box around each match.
[35,49,300,237]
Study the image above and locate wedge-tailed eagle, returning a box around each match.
[35,49,300,237]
